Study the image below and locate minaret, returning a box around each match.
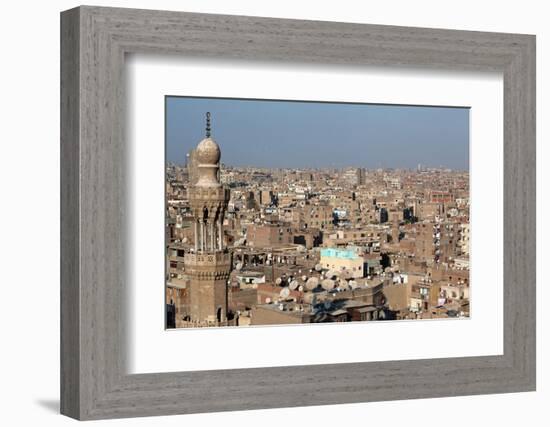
[185,112,232,324]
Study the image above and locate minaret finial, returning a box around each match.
[205,112,211,138]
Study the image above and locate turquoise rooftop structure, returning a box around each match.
[320,248,359,260]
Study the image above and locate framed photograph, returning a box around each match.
[60,6,536,420]
[164,97,470,330]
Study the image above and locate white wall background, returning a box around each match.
[0,0,546,425]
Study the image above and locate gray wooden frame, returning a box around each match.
[60,5,536,421]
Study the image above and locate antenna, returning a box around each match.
[205,112,211,138]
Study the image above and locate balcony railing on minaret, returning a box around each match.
[193,217,224,253]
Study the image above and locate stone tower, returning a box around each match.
[185,112,231,325]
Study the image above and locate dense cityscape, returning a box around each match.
[165,113,470,328]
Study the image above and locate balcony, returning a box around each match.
[184,251,232,266]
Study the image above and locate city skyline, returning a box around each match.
[166,96,469,170]
[166,124,470,328]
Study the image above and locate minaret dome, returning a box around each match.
[195,112,221,187]
[195,137,221,165]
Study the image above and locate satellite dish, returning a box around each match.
[275,277,282,285]
[301,275,307,281]
[315,264,322,272]
[303,293,314,303]
[265,297,271,304]
[279,287,290,299]
[298,285,304,292]
[305,277,319,290]
[235,262,243,271]
[182,237,188,243]
[339,280,350,290]
[289,280,299,290]
[321,279,335,290]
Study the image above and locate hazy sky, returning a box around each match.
[166,96,469,170]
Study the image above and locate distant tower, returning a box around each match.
[184,112,232,324]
